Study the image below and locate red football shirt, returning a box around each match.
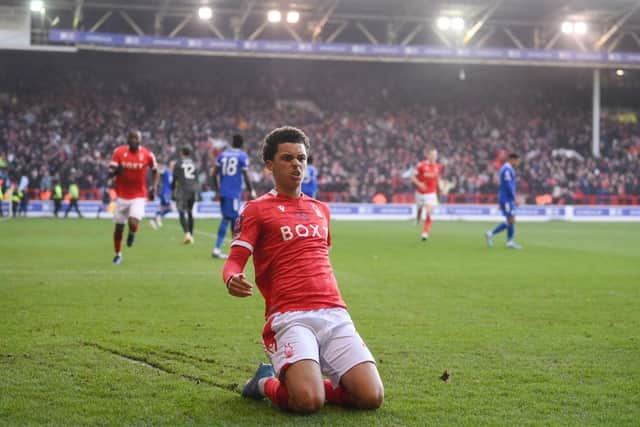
[415,161,443,194]
[231,190,346,318]
[110,145,157,199]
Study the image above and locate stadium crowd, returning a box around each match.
[1,52,639,205]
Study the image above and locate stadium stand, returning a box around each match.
[1,52,639,205]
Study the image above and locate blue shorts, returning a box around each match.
[500,200,516,218]
[220,197,240,219]
[159,194,172,207]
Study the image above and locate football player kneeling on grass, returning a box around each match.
[222,126,384,413]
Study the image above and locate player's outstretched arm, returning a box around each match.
[222,246,253,297]
[242,169,257,200]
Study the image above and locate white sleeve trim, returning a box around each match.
[231,240,254,253]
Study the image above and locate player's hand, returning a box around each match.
[226,273,253,297]
[108,164,123,178]
[417,182,427,191]
[148,187,156,201]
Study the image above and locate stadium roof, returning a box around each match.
[22,0,640,52]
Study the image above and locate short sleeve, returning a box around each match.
[241,153,249,170]
[231,201,261,253]
[147,150,158,169]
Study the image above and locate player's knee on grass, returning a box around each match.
[283,360,325,413]
[288,384,325,414]
[340,362,384,410]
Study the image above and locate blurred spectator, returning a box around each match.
[0,52,638,205]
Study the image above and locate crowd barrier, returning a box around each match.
[2,201,639,222]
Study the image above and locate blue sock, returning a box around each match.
[507,223,514,241]
[492,222,508,235]
[216,218,229,250]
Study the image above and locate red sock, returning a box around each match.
[423,215,432,234]
[324,379,353,406]
[114,229,123,253]
[264,377,289,410]
[129,222,139,233]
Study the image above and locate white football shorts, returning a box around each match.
[415,192,438,207]
[113,197,146,224]
[262,307,376,387]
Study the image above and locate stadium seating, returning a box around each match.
[0,52,638,204]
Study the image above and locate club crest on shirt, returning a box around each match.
[278,205,285,212]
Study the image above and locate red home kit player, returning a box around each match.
[108,130,158,265]
[412,148,443,241]
[222,126,383,414]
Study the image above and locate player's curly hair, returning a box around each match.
[262,126,310,162]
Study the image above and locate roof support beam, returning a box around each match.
[285,24,303,42]
[312,0,339,41]
[325,21,347,43]
[169,14,192,38]
[503,27,524,49]
[401,22,424,46]
[595,0,640,50]
[206,21,225,39]
[545,30,562,50]
[154,0,171,35]
[474,27,496,48]
[235,0,256,39]
[464,0,504,45]
[119,10,144,35]
[89,10,112,32]
[356,21,378,44]
[631,31,640,47]
[433,28,452,48]
[248,20,268,41]
[73,0,84,29]
[607,32,626,52]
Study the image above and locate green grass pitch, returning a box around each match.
[1,218,639,426]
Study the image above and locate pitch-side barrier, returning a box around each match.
[3,201,639,222]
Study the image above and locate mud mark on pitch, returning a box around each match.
[82,341,239,392]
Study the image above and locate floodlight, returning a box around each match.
[437,17,450,30]
[30,0,45,13]
[616,69,625,77]
[268,10,282,23]
[561,21,574,34]
[574,21,587,34]
[286,11,300,24]
[198,6,212,20]
[451,17,465,31]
